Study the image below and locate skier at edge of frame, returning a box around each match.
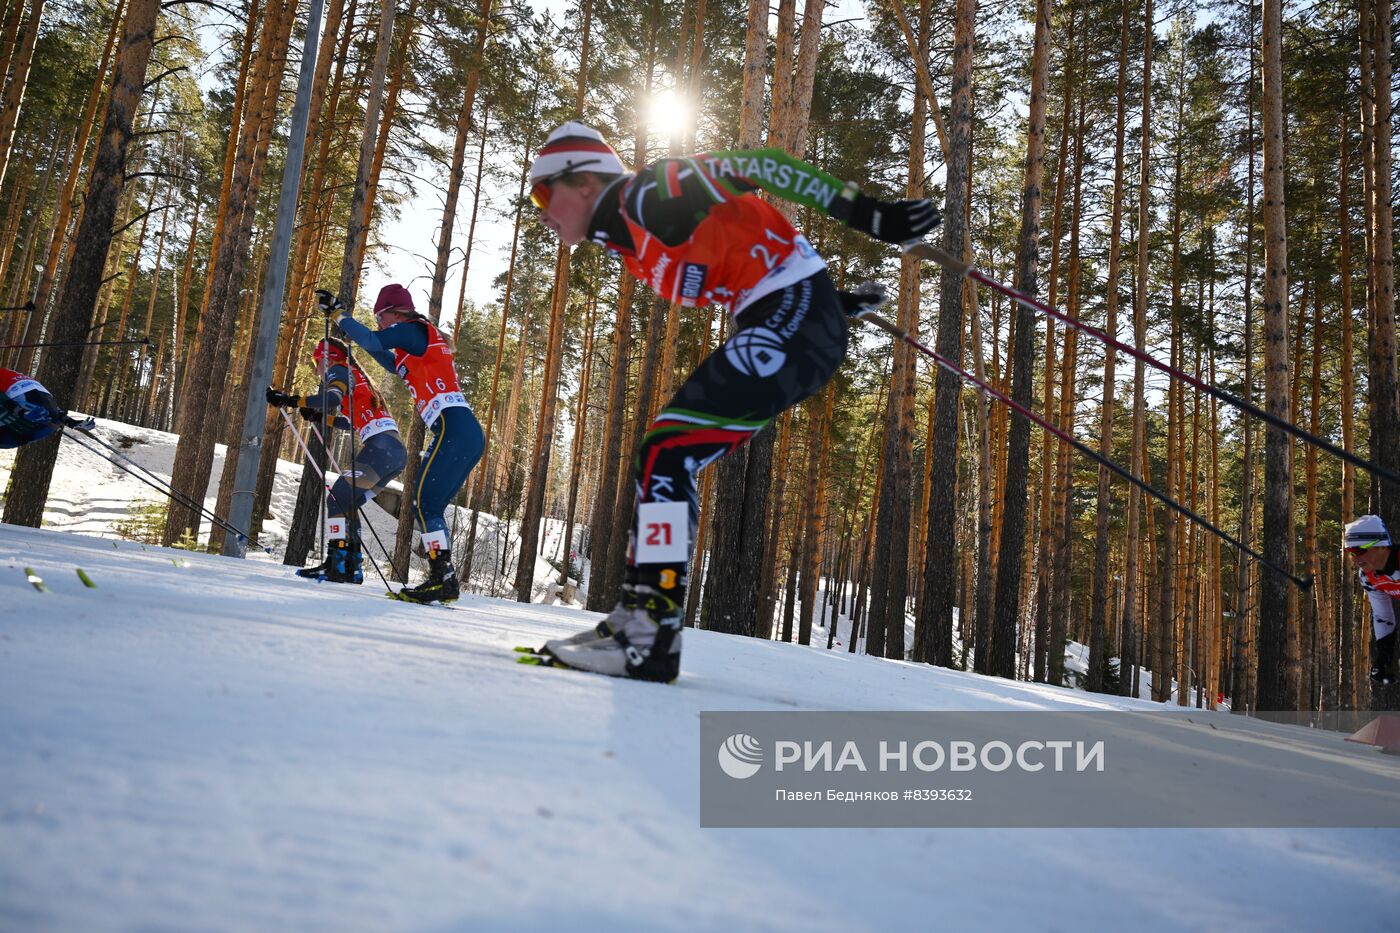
[323,285,485,604]
[0,366,91,449]
[1344,514,1399,687]
[266,336,407,585]
[529,121,942,682]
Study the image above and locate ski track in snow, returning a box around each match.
[2,523,1399,932]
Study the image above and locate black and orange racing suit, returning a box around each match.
[589,150,857,604]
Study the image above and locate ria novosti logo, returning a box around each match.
[717,733,764,779]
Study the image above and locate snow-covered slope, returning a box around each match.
[2,522,1398,931]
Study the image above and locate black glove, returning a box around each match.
[315,289,345,316]
[63,414,95,432]
[298,406,323,423]
[830,183,942,244]
[266,386,298,408]
[838,281,888,318]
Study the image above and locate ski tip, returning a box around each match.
[75,568,96,588]
[23,566,48,592]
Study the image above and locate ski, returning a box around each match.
[385,589,458,609]
[514,646,562,668]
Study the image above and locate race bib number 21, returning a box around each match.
[635,501,689,563]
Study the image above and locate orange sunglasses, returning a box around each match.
[529,158,603,212]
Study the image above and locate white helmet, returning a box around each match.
[1343,514,1392,550]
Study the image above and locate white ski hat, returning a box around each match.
[1344,514,1392,550]
[530,122,625,186]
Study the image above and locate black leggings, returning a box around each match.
[628,269,848,580]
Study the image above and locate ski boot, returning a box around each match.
[397,550,459,603]
[323,538,364,585]
[545,584,643,651]
[544,574,683,682]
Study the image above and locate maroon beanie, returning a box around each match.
[373,283,415,315]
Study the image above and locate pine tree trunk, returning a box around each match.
[512,1,590,600]
[867,0,928,662]
[584,93,648,610]
[0,0,27,100]
[14,0,123,372]
[1048,92,1086,688]
[124,172,172,423]
[1121,0,1153,699]
[0,0,46,195]
[12,128,74,371]
[1339,112,1357,710]
[989,0,1049,679]
[1369,0,1400,528]
[1256,0,1293,711]
[797,390,832,645]
[969,271,995,672]
[1088,0,1130,693]
[1305,289,1325,711]
[513,244,572,600]
[1032,26,1075,684]
[1231,0,1259,712]
[1366,0,1400,710]
[559,294,598,590]
[916,0,972,669]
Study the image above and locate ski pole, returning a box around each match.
[852,305,1313,591]
[344,342,363,581]
[0,300,34,312]
[276,405,334,487]
[66,428,272,555]
[903,240,1400,491]
[0,337,151,351]
[319,317,330,570]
